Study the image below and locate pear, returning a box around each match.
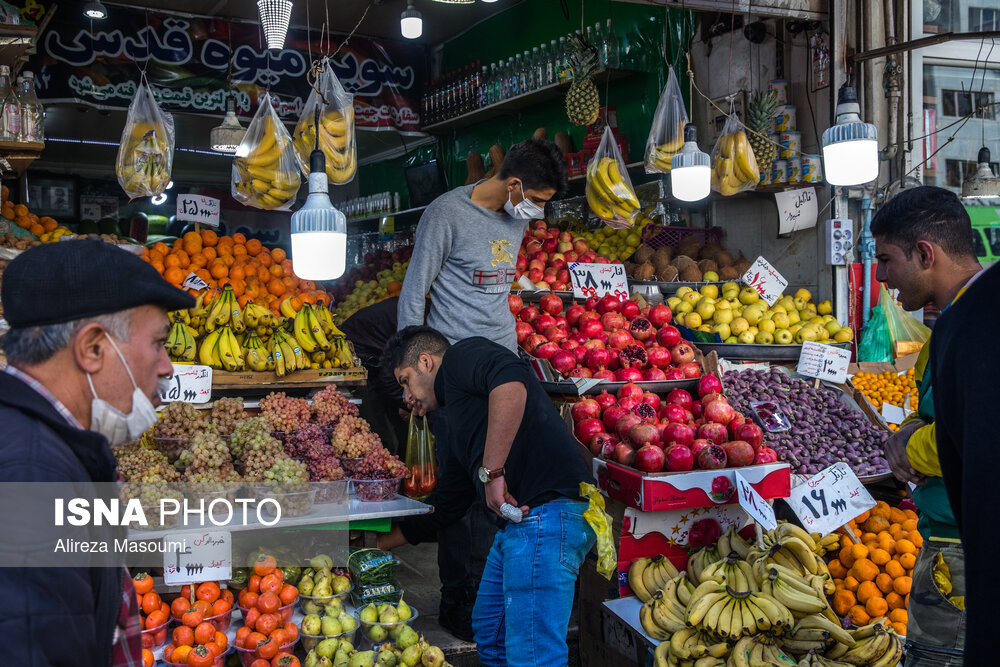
[317,658,334,667]
[389,624,406,640]
[396,597,413,622]
[360,603,379,623]
[377,602,392,616]
[303,599,324,615]
[349,651,375,667]
[325,597,345,614]
[421,646,445,667]
[305,650,320,667]
[302,613,323,636]
[377,647,398,666]
[333,649,351,667]
[367,624,389,642]
[321,615,343,636]
[316,637,340,659]
[396,624,419,650]
[311,554,334,569]
[313,579,333,598]
[332,575,352,594]
[339,613,358,633]
[299,574,316,596]
[339,639,354,653]
[401,645,423,667]
[379,605,399,624]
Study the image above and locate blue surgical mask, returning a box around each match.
[503,183,545,220]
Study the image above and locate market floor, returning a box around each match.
[393,541,581,666]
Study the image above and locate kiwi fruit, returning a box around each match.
[633,261,656,281]
[632,245,654,264]
[719,265,741,280]
[657,265,679,282]
[715,250,735,267]
[679,266,703,282]
[697,259,718,274]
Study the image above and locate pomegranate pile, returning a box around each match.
[509,292,702,382]
[515,219,619,290]
[569,373,779,473]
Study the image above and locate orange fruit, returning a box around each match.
[875,572,894,595]
[884,560,905,579]
[895,539,916,555]
[831,589,855,616]
[850,558,879,582]
[201,229,219,246]
[850,544,869,560]
[271,247,286,263]
[14,203,28,217]
[267,278,286,296]
[164,267,185,285]
[844,575,860,592]
[856,581,880,604]
[892,576,912,596]
[229,265,246,281]
[246,238,263,255]
[888,608,908,625]
[899,552,916,570]
[210,262,229,279]
[870,548,891,566]
[847,605,870,626]
[886,591,905,610]
[828,560,848,579]
[865,596,888,618]
[232,232,247,244]
[29,223,44,236]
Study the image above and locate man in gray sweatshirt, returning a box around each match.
[395,138,567,641]
[397,139,568,351]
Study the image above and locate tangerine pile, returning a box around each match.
[1,185,70,239]
[852,369,918,430]
[142,229,331,314]
[826,500,922,637]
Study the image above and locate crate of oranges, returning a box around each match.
[825,500,921,637]
[850,368,918,431]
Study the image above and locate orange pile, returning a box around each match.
[826,500,922,637]
[852,369,918,431]
[233,555,301,664]
[1,185,60,237]
[142,229,331,314]
[163,581,234,666]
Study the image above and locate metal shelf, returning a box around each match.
[346,205,428,225]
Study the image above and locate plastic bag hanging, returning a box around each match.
[586,126,640,229]
[402,413,437,500]
[232,94,301,210]
[116,81,174,199]
[710,101,760,196]
[644,67,689,174]
[292,59,357,184]
[880,284,931,358]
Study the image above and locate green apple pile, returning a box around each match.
[667,282,855,345]
[579,214,656,262]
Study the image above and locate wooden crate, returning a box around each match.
[212,367,367,389]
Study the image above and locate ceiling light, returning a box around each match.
[962,146,1000,199]
[210,95,247,154]
[432,0,474,3]
[151,193,168,205]
[670,123,711,202]
[83,0,107,19]
[291,145,347,280]
[400,3,422,40]
[257,0,293,50]
[821,83,879,186]
[481,0,499,3]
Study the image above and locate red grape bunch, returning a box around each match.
[311,385,359,426]
[152,402,209,441]
[259,392,311,433]
[283,422,335,461]
[210,397,247,435]
[331,415,381,457]
[354,447,408,480]
[306,456,346,482]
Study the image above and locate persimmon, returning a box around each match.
[196,581,221,603]
[259,573,283,595]
[142,648,154,667]
[170,645,193,663]
[257,637,279,660]
[273,654,301,667]
[257,591,280,614]
[145,609,168,629]
[132,572,154,595]
[181,608,204,628]
[235,626,252,648]
[187,644,215,667]
[194,620,216,645]
[173,625,195,647]
[243,607,261,631]
[277,583,298,606]
[255,611,280,636]
[141,592,162,616]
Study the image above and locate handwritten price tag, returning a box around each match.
[182,272,209,291]
[163,530,232,585]
[177,195,220,228]
[775,187,818,234]
[786,463,876,535]
[881,402,907,425]
[734,470,777,530]
[797,341,852,384]
[158,364,213,404]
[569,262,628,300]
[741,256,788,306]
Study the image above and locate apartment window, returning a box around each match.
[970,6,1000,30]
[945,159,1000,187]
[940,89,995,118]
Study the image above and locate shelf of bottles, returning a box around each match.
[421,19,635,133]
[0,58,45,173]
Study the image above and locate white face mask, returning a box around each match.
[87,333,159,446]
[503,182,545,220]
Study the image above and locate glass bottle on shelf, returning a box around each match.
[511,56,521,96]
[501,59,512,99]
[593,22,605,68]
[520,51,531,92]
[530,47,540,90]
[0,66,18,142]
[488,62,499,104]
[479,64,489,108]
[559,36,571,80]
[547,40,558,85]
[585,25,594,50]
[605,19,620,69]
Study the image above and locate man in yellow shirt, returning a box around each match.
[871,186,981,665]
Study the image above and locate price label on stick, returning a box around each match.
[881,402,907,425]
[786,463,876,535]
[182,272,209,291]
[176,194,221,228]
[734,470,777,530]
[158,364,213,404]
[163,530,232,585]
[569,262,628,300]
[741,256,788,306]
[797,341,852,384]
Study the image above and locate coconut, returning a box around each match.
[653,246,674,265]
[719,265,741,280]
[672,255,698,271]
[623,261,638,275]
[699,241,723,260]
[632,246,654,264]
[679,266,703,282]
[697,259,719,274]
[676,238,701,258]
[734,251,752,276]
[715,250,735,267]
[657,265,679,282]
[633,261,656,281]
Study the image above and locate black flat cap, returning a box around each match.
[2,239,195,328]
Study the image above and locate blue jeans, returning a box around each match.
[471,498,596,667]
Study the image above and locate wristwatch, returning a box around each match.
[477,465,505,483]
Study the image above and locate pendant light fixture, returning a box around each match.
[821,83,878,186]
[257,0,293,50]
[400,3,423,40]
[670,123,711,202]
[83,0,108,19]
[290,106,347,280]
[210,91,247,154]
[961,146,1000,199]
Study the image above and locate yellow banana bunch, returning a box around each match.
[245,300,279,337]
[332,337,356,368]
[165,321,196,362]
[279,296,299,319]
[293,304,331,353]
[711,128,760,196]
[292,108,357,184]
[243,332,274,372]
[586,156,640,228]
[117,107,173,198]
[204,285,244,333]
[233,108,301,210]
[196,325,244,372]
[645,120,687,173]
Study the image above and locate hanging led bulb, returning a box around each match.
[290,108,347,280]
[83,0,108,19]
[257,0,293,50]
[961,146,1000,199]
[822,83,878,186]
[400,3,423,39]
[670,123,711,202]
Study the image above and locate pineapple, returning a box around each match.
[747,90,778,174]
[565,34,600,126]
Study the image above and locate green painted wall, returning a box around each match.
[356,1,695,202]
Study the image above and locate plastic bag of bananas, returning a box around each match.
[292,58,357,185]
[232,95,302,210]
[586,126,641,229]
[710,105,761,196]
[644,66,689,174]
[116,81,174,199]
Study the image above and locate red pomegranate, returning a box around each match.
[665,368,686,381]
[594,390,618,411]
[690,438,712,458]
[666,444,695,471]
[549,349,577,376]
[704,400,736,426]
[666,389,693,410]
[534,313,557,333]
[615,367,644,382]
[589,432,616,457]
[594,369,616,381]
[646,345,671,369]
[574,418,605,444]
[597,295,623,315]
[619,344,648,369]
[584,295,600,311]
[660,403,688,424]
[608,330,633,351]
[534,342,559,360]
[634,443,665,472]
[691,401,704,419]
[613,442,636,466]
[632,402,657,423]
[582,337,605,350]
[615,413,643,441]
[523,333,547,354]
[662,423,695,448]
[697,373,724,397]
[601,311,626,332]
[679,361,702,378]
[568,367,592,378]
[697,444,728,470]
[641,392,661,411]
[539,293,563,316]
[584,347,610,372]
[734,422,764,449]
[515,321,533,344]
[657,325,681,348]
[629,422,661,448]
[572,346,589,364]
[753,446,779,465]
[508,293,524,315]
[727,413,747,439]
[643,367,667,381]
[628,317,655,342]
[618,395,640,413]
[602,405,629,431]
[670,343,695,365]
[544,326,568,344]
[723,441,755,467]
[519,305,539,323]
[621,300,641,320]
[579,319,604,339]
[566,303,585,327]
[605,348,620,370]
[648,304,673,328]
[696,422,729,445]
[617,382,644,400]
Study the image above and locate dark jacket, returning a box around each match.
[0,370,123,665]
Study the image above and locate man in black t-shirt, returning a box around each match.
[378,326,596,667]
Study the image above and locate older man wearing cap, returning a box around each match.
[0,239,193,665]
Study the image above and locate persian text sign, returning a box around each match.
[741,256,788,306]
[158,364,212,404]
[163,530,232,585]
[786,463,876,535]
[569,262,628,300]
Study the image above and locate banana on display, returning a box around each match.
[292,108,357,184]
[116,83,174,199]
[645,120,687,174]
[196,325,244,372]
[233,97,301,210]
[165,321,196,363]
[204,285,244,334]
[586,127,640,228]
[710,126,761,196]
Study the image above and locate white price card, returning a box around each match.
[881,402,907,425]
[786,463,876,535]
[775,187,818,234]
[741,256,788,306]
[182,271,209,291]
[734,470,777,530]
[158,364,212,404]
[163,530,232,585]
[569,262,628,300]
[797,341,852,384]
[176,194,221,228]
